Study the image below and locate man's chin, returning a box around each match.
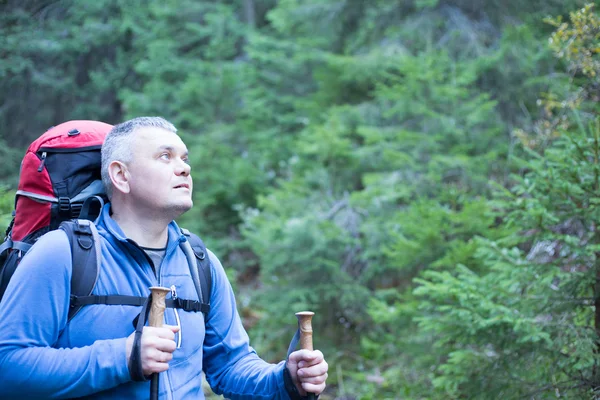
[169,201,193,218]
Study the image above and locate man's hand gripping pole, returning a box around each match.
[296,311,316,400]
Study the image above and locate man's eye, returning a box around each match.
[183,158,190,165]
[160,153,171,160]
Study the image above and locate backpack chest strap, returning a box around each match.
[70,294,210,313]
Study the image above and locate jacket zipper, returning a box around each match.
[171,285,182,348]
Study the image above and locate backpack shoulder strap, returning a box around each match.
[57,222,209,321]
[78,195,105,221]
[60,219,101,321]
[0,236,33,302]
[179,228,212,314]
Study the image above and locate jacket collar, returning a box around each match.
[96,203,185,245]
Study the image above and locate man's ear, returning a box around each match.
[108,161,131,195]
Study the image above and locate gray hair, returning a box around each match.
[101,116,177,199]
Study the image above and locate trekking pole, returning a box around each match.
[149,286,171,400]
[295,311,316,400]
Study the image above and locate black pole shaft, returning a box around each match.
[150,373,159,400]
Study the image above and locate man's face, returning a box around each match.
[125,126,193,218]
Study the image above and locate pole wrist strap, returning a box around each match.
[128,293,151,382]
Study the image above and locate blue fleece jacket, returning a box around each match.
[0,205,290,399]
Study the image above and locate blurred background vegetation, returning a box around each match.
[1,0,600,398]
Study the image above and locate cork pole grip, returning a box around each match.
[295,311,315,351]
[149,287,171,327]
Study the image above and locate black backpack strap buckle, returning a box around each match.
[69,294,80,308]
[73,221,92,235]
[58,197,71,218]
[72,221,93,250]
[179,299,197,311]
[165,298,211,313]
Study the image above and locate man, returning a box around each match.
[0,117,328,399]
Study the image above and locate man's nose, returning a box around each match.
[175,159,191,175]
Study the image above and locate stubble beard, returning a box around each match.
[167,199,193,220]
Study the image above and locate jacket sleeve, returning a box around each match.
[0,230,131,398]
[202,250,291,400]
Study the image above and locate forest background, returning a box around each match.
[1,0,600,399]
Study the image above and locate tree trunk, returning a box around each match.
[243,0,255,29]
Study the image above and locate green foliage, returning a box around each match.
[415,116,600,398]
[412,4,600,398]
[240,7,510,396]
[0,1,136,156]
[0,188,14,236]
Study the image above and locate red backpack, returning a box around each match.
[0,120,111,299]
[10,120,111,241]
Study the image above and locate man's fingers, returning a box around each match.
[145,326,178,340]
[301,381,327,395]
[147,359,170,373]
[298,360,329,379]
[299,366,328,396]
[293,351,328,396]
[154,338,177,353]
[145,347,173,361]
[142,330,177,351]
[289,349,323,362]
[154,348,174,363]
[164,324,181,334]
[299,369,329,383]
[290,349,324,368]
[141,346,175,374]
